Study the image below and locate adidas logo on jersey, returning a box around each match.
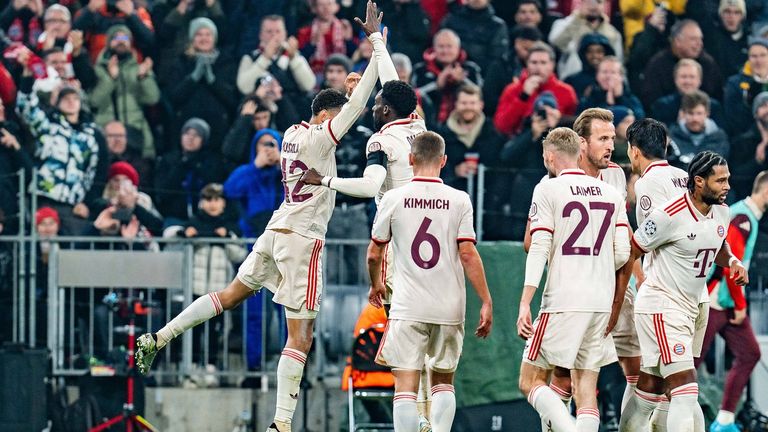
[687,233,697,240]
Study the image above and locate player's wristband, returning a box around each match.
[729,256,742,267]
[321,176,332,188]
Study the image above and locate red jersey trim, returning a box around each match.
[457,237,477,244]
[371,237,390,245]
[616,222,631,230]
[412,177,443,183]
[641,160,669,177]
[300,121,310,129]
[664,196,687,216]
[326,121,340,145]
[560,169,586,176]
[631,235,649,253]
[683,193,699,222]
[379,118,413,132]
[607,162,622,169]
[530,227,554,235]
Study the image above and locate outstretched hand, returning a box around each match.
[354,0,383,37]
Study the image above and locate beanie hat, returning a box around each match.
[106,24,132,43]
[56,86,79,107]
[719,0,746,16]
[36,207,60,226]
[189,17,218,43]
[534,91,558,110]
[608,105,634,126]
[182,117,211,145]
[753,91,768,117]
[108,161,139,186]
[749,36,768,50]
[325,54,352,74]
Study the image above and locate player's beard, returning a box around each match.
[701,185,725,205]
[373,114,385,132]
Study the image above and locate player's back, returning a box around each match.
[529,169,628,313]
[634,161,688,224]
[375,177,475,325]
[267,121,338,239]
[368,114,426,204]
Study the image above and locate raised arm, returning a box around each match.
[327,53,378,141]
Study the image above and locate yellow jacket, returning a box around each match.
[620,0,687,51]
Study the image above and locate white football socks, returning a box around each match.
[619,388,662,432]
[274,348,307,427]
[430,385,456,432]
[650,396,669,432]
[716,410,735,425]
[622,375,639,413]
[576,408,600,432]
[542,383,573,431]
[529,385,577,432]
[667,383,700,432]
[156,292,223,349]
[393,392,419,431]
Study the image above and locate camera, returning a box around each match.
[264,140,277,148]
[112,207,133,226]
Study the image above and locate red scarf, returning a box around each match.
[310,17,347,68]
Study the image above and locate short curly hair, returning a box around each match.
[311,88,347,116]
[381,80,417,118]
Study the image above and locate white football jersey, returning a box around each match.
[366,114,427,204]
[633,193,730,317]
[266,120,339,239]
[371,177,476,325]
[600,162,628,201]
[528,169,630,313]
[634,161,689,225]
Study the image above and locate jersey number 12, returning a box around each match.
[281,158,313,203]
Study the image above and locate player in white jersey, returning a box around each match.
[134,12,388,432]
[367,131,492,432]
[616,151,748,432]
[518,127,630,432]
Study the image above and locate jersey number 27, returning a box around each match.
[562,201,615,256]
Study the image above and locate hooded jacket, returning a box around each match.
[723,62,768,136]
[442,4,509,73]
[16,77,108,207]
[564,33,615,97]
[223,128,284,237]
[90,25,161,158]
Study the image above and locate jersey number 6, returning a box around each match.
[561,201,615,256]
[412,217,440,269]
[281,159,313,203]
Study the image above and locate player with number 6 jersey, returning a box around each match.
[518,127,630,432]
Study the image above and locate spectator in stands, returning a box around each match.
[578,56,644,118]
[0,100,32,234]
[639,19,724,107]
[73,0,155,63]
[391,52,435,127]
[37,4,71,52]
[564,33,614,98]
[620,0,686,51]
[0,63,16,109]
[669,90,730,167]
[651,58,727,128]
[153,0,226,82]
[29,47,88,107]
[609,105,636,164]
[548,0,623,79]
[512,0,556,38]
[320,53,352,91]
[729,92,768,197]
[437,84,503,195]
[0,0,44,49]
[724,37,768,136]
[483,25,543,117]
[442,0,509,74]
[16,50,108,236]
[626,0,676,92]
[154,118,229,225]
[91,161,163,235]
[412,29,483,124]
[223,97,275,164]
[68,30,98,91]
[703,0,749,79]
[90,25,160,158]
[236,14,315,108]
[164,17,237,153]
[494,42,577,136]
[105,120,153,189]
[223,128,283,238]
[297,0,357,75]
[375,0,430,63]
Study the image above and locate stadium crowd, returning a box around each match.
[0,0,766,242]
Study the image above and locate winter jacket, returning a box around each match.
[223,128,284,237]
[723,65,768,136]
[186,211,247,296]
[482,54,524,118]
[619,0,686,50]
[627,24,667,94]
[73,7,155,63]
[640,49,724,108]
[412,48,483,124]
[669,119,730,168]
[0,5,42,48]
[548,13,623,79]
[225,0,293,57]
[442,4,509,74]
[236,48,315,96]
[650,92,726,128]
[377,0,431,65]
[154,149,230,222]
[163,51,238,153]
[16,78,108,207]
[703,21,748,80]
[494,70,578,136]
[90,50,160,158]
[564,33,615,97]
[578,84,645,118]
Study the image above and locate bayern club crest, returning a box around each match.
[717,225,725,237]
[639,195,652,211]
[529,203,538,217]
[673,343,685,356]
